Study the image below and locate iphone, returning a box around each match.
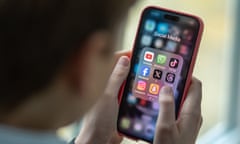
[117,6,204,143]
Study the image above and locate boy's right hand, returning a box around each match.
[107,78,202,144]
[154,78,202,144]
[75,51,131,144]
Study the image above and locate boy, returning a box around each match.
[0,0,202,144]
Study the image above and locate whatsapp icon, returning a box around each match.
[156,54,167,65]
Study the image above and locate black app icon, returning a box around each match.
[169,58,179,69]
[153,69,162,80]
[166,73,175,83]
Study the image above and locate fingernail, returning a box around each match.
[118,56,129,67]
[160,86,173,95]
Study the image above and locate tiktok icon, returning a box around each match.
[169,58,179,69]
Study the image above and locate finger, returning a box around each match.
[182,77,202,112]
[154,86,177,143]
[178,78,202,136]
[157,86,176,127]
[112,51,131,69]
[112,51,131,68]
[105,56,130,97]
[197,116,203,134]
[107,132,123,144]
[115,50,132,59]
[191,115,203,142]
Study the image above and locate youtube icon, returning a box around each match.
[144,51,154,62]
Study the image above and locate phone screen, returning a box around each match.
[117,7,201,142]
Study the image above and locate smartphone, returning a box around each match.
[117,6,204,143]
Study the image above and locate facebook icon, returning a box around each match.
[140,66,151,77]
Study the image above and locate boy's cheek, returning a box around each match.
[91,55,114,89]
[77,53,114,110]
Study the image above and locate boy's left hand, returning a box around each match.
[75,51,131,144]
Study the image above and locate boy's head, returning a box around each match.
[0,0,134,129]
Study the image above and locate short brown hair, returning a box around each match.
[0,0,131,114]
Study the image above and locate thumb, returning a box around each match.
[157,86,175,124]
[105,56,130,96]
[155,86,177,143]
[107,132,123,144]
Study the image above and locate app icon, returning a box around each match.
[120,117,131,129]
[169,58,179,69]
[169,26,181,36]
[179,45,189,55]
[133,122,143,132]
[156,54,167,65]
[140,99,147,106]
[141,35,152,46]
[183,29,193,41]
[166,73,176,83]
[144,51,154,62]
[153,69,162,80]
[137,80,147,91]
[166,41,178,52]
[154,39,164,48]
[149,83,160,95]
[145,19,156,32]
[157,23,169,34]
[127,93,137,105]
[140,66,151,77]
[152,102,159,110]
[144,124,155,138]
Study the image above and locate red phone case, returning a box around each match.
[117,6,204,142]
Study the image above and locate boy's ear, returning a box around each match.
[61,31,111,90]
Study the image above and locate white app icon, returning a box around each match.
[144,51,154,62]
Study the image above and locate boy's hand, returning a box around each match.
[154,78,202,144]
[75,51,131,144]
[75,50,202,144]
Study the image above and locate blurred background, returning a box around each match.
[60,0,240,144]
